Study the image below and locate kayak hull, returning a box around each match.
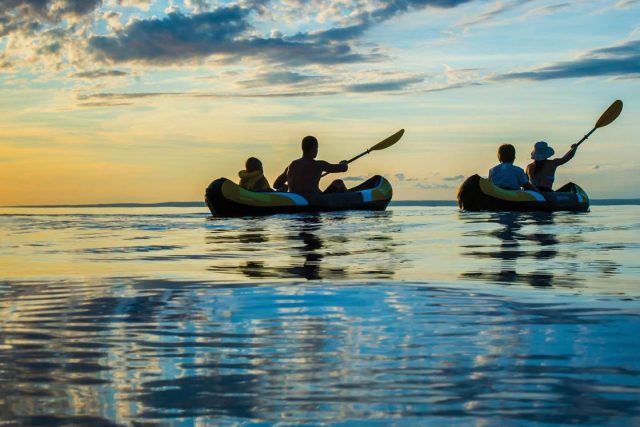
[457,174,589,212]
[205,175,393,217]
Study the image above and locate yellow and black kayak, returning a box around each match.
[205,175,393,217]
[457,174,589,212]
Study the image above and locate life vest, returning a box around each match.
[238,170,272,192]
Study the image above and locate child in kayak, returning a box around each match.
[526,141,578,192]
[238,157,272,192]
[489,144,538,191]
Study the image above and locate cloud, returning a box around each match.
[370,0,476,22]
[238,71,328,88]
[343,175,366,182]
[62,0,103,16]
[345,76,424,93]
[113,0,155,10]
[75,89,341,105]
[459,1,570,30]
[72,69,128,78]
[416,182,457,189]
[78,101,134,107]
[0,0,102,27]
[442,174,464,181]
[77,92,179,100]
[393,173,420,182]
[88,7,251,63]
[616,0,640,9]
[495,39,640,81]
[521,3,570,20]
[88,6,377,66]
[421,81,485,93]
[86,0,485,67]
[459,0,527,29]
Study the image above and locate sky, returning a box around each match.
[0,0,638,204]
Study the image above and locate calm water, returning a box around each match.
[1,205,639,426]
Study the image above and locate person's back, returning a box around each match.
[286,157,326,193]
[274,136,347,194]
[526,141,577,191]
[488,144,536,191]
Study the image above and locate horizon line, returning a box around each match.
[3,199,640,208]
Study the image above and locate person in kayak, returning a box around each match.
[526,141,578,192]
[488,144,538,191]
[238,157,273,192]
[273,136,348,194]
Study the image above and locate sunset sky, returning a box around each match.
[0,0,638,204]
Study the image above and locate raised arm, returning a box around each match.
[556,144,578,166]
[320,160,348,174]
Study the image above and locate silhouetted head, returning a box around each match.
[301,135,318,158]
[245,157,263,172]
[498,144,516,163]
[531,141,555,161]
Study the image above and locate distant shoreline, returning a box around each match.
[3,199,640,208]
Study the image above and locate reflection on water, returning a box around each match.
[1,279,639,425]
[207,212,400,281]
[0,206,637,293]
[458,211,625,289]
[1,205,640,425]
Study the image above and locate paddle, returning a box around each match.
[321,129,405,178]
[574,100,623,148]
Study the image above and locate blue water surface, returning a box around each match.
[0,205,639,426]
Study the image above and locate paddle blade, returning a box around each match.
[370,129,405,151]
[595,100,623,129]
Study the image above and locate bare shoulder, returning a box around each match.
[288,158,303,169]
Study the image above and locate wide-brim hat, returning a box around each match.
[531,141,555,161]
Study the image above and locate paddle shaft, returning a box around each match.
[320,150,370,178]
[575,127,597,148]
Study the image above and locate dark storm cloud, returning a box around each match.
[495,39,640,81]
[346,77,424,93]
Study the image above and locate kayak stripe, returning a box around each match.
[278,193,309,206]
[525,191,546,202]
[361,189,373,203]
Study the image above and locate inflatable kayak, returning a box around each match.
[457,174,589,212]
[205,175,392,217]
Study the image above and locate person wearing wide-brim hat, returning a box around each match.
[526,141,578,192]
